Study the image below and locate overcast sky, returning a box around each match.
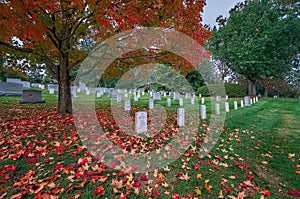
[202,0,243,28]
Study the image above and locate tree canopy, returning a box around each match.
[0,0,211,113]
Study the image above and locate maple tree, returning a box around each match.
[0,0,211,114]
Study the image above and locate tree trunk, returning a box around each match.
[58,55,72,114]
[264,87,268,97]
[247,80,253,96]
[247,80,257,96]
[252,81,257,96]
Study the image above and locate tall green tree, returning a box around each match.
[208,0,300,96]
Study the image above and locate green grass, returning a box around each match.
[0,91,299,198]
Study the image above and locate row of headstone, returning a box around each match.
[31,83,45,89]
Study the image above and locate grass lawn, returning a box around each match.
[0,90,299,199]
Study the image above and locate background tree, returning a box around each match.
[0,0,211,114]
[207,0,300,96]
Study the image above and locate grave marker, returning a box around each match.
[241,100,244,108]
[225,102,229,112]
[215,103,220,115]
[201,97,205,104]
[117,95,122,102]
[124,98,131,111]
[149,98,154,109]
[49,88,55,94]
[0,82,23,96]
[177,108,185,127]
[135,112,147,134]
[191,98,195,105]
[201,105,206,119]
[167,98,171,107]
[234,101,238,110]
[179,98,183,106]
[216,96,222,102]
[19,90,45,103]
[244,96,251,106]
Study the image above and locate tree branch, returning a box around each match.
[0,40,35,54]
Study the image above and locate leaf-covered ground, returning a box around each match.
[0,94,299,199]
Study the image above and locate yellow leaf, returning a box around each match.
[194,186,202,196]
[157,173,164,179]
[196,173,202,179]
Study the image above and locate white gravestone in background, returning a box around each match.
[177,108,185,127]
[179,98,183,106]
[96,91,101,98]
[244,96,251,106]
[86,89,90,96]
[256,97,258,102]
[167,98,171,107]
[124,93,128,98]
[201,105,206,119]
[149,98,154,109]
[199,94,202,98]
[191,98,195,105]
[49,88,54,95]
[117,95,122,102]
[241,100,244,108]
[215,103,220,115]
[201,97,205,104]
[250,98,253,105]
[225,102,230,112]
[216,96,222,102]
[124,98,131,111]
[234,101,238,110]
[135,112,147,134]
[134,95,138,102]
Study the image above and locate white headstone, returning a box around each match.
[134,95,138,102]
[49,88,54,94]
[225,102,229,112]
[179,98,183,106]
[201,97,205,104]
[225,95,228,100]
[244,96,251,106]
[124,98,131,111]
[199,94,202,98]
[167,98,171,107]
[191,98,195,105]
[256,97,258,102]
[135,112,147,134]
[40,85,45,89]
[77,88,81,93]
[96,91,101,98]
[117,95,122,102]
[250,98,253,105]
[137,92,141,98]
[185,93,191,99]
[86,89,90,96]
[164,92,166,97]
[215,103,220,115]
[142,91,145,95]
[234,101,238,110]
[193,94,196,98]
[216,96,222,102]
[177,108,185,127]
[149,98,154,109]
[241,100,244,108]
[200,105,206,120]
[124,93,128,98]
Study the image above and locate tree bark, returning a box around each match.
[58,55,72,114]
[247,80,257,96]
[264,87,268,97]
